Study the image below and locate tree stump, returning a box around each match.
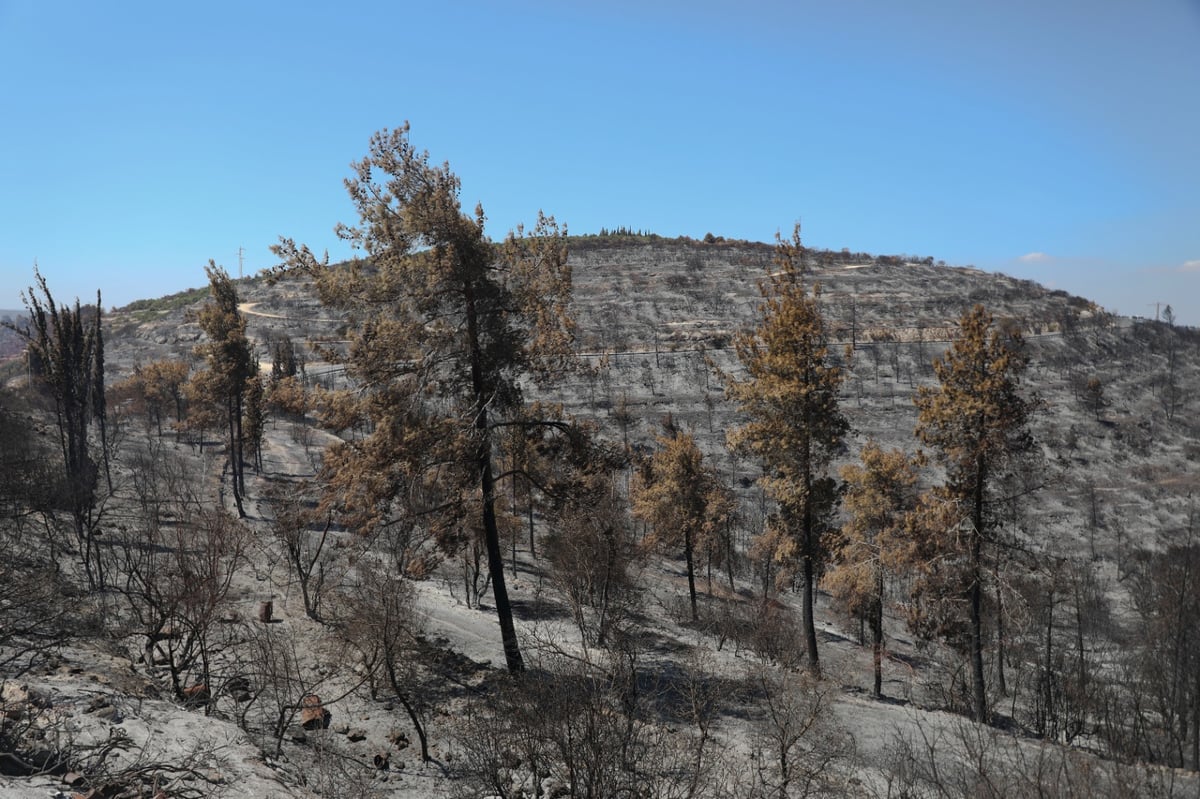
[258,600,273,623]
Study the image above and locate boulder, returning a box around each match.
[226,676,252,703]
[181,683,210,708]
[299,694,330,730]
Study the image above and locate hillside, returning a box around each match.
[184,234,1193,560]
[2,236,1198,798]
[0,311,25,362]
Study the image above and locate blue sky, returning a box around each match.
[2,0,1198,323]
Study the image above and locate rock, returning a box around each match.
[542,777,570,798]
[287,726,307,744]
[148,624,180,642]
[2,682,51,709]
[226,676,253,703]
[373,752,389,770]
[299,694,330,730]
[181,683,211,708]
[347,728,367,743]
[333,722,350,735]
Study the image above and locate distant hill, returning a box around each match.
[0,310,26,362]
[102,235,1199,538]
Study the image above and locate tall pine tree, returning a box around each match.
[192,263,255,518]
[912,303,1033,722]
[271,124,577,673]
[727,225,848,676]
[9,273,106,586]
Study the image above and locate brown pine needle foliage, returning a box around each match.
[726,224,848,676]
[632,422,736,622]
[828,441,919,697]
[191,263,256,517]
[911,303,1034,722]
[270,124,585,673]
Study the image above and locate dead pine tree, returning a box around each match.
[911,304,1034,723]
[191,263,256,518]
[8,272,107,587]
[632,418,735,623]
[827,441,918,698]
[726,224,848,677]
[271,124,579,673]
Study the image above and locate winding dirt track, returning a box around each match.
[237,302,296,321]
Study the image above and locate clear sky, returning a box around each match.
[2,0,1198,324]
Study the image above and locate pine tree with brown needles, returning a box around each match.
[727,224,848,677]
[271,124,578,673]
[191,263,255,518]
[912,303,1033,722]
[828,442,919,698]
[632,419,735,623]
